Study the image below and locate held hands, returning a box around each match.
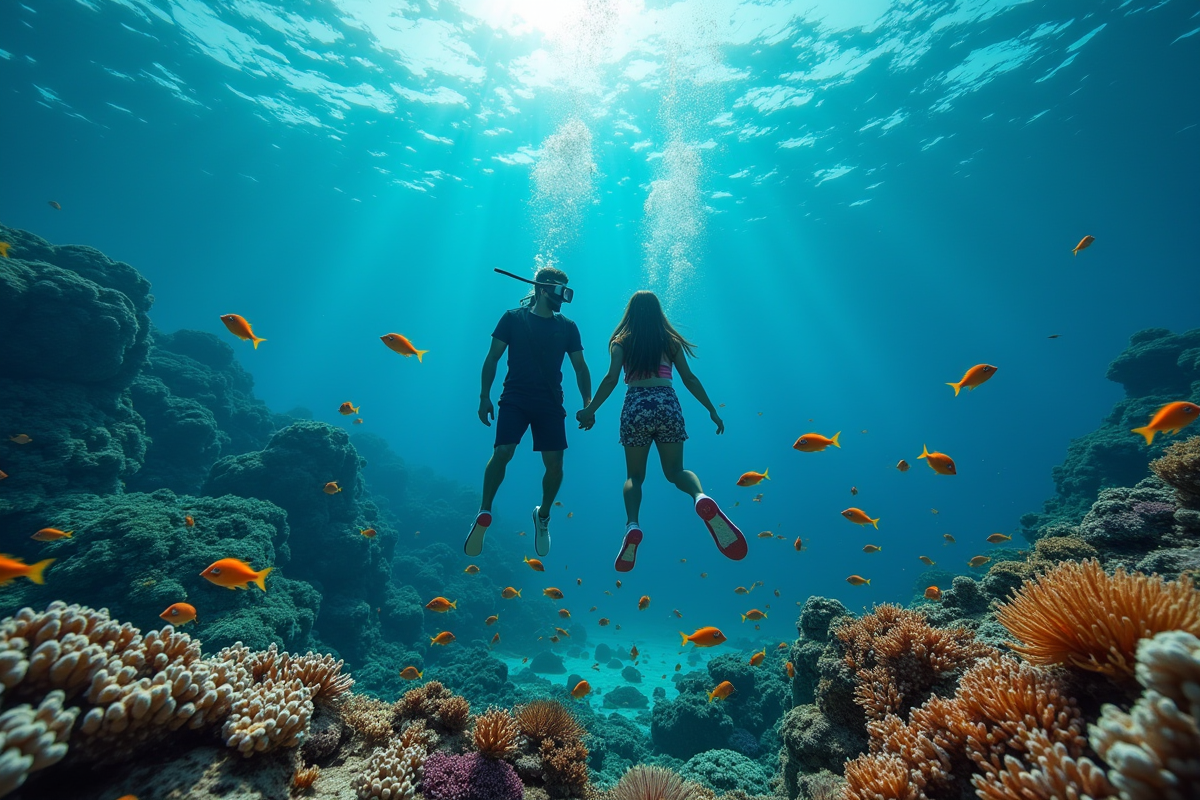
[711,410,725,435]
[479,397,495,426]
[576,407,596,431]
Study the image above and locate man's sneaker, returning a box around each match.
[696,495,747,560]
[464,511,491,557]
[533,506,551,557]
[614,526,643,573]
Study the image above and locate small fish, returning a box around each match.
[31,528,72,542]
[524,556,545,572]
[9,435,32,445]
[567,512,574,518]
[200,558,271,591]
[842,507,879,528]
[708,681,735,702]
[773,588,780,597]
[464,565,480,574]
[924,586,942,601]
[185,515,195,528]
[1071,234,1095,256]
[159,602,197,625]
[749,648,766,667]
[0,470,8,480]
[764,603,771,609]
[850,486,858,495]
[793,432,840,452]
[592,664,600,671]
[630,646,639,659]
[700,572,708,578]
[400,666,424,680]
[598,618,610,626]
[734,586,750,595]
[615,580,622,589]
[675,663,682,671]
[986,533,1012,543]
[680,558,687,563]
[862,544,882,554]
[1048,334,1061,339]
[430,631,456,645]
[741,609,767,622]
[360,528,377,538]
[323,481,342,495]
[555,627,570,637]
[425,597,457,612]
[571,680,592,699]
[380,333,428,362]
[757,531,774,539]
[846,575,870,586]
[968,556,991,568]
[354,418,364,425]
[943,534,955,545]
[604,590,612,596]
[734,502,740,507]
[896,460,910,472]
[638,595,651,610]
[501,587,522,599]
[339,402,360,416]
[491,633,500,645]
[517,531,526,537]
[753,493,764,502]
[219,314,267,349]
[588,605,597,612]
[754,580,764,587]
[522,657,528,663]
[737,469,770,487]
[777,642,788,650]
[947,364,997,396]
[793,537,806,552]
[919,444,956,475]
[543,587,564,600]
[919,556,935,565]
[576,578,582,586]
[0,242,9,258]
[48,201,62,210]
[681,627,727,648]
[485,615,499,626]
[614,625,621,631]
[786,661,795,678]
[673,609,683,618]
[931,508,939,515]
[554,501,564,507]
[558,609,571,618]
[1132,402,1200,445]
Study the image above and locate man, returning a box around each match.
[465,266,591,558]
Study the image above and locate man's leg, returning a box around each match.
[539,449,564,513]
[482,444,517,511]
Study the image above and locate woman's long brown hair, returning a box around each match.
[609,291,696,378]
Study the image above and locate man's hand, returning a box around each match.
[479,397,495,426]
[576,408,595,431]
[711,410,725,435]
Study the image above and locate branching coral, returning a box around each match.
[222,673,311,756]
[0,691,77,796]
[472,706,519,760]
[353,741,425,800]
[609,764,698,800]
[973,728,1115,800]
[539,735,590,798]
[292,764,320,791]
[243,644,353,705]
[1150,435,1200,502]
[515,699,584,744]
[394,681,471,735]
[341,695,394,743]
[843,753,920,800]
[995,559,1200,678]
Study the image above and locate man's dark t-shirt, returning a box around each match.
[492,308,583,411]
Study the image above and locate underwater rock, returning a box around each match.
[779,703,864,793]
[621,665,641,683]
[1077,477,1179,556]
[797,595,851,642]
[650,692,734,760]
[940,575,989,616]
[606,658,623,670]
[602,686,648,709]
[594,643,612,662]
[680,748,770,795]
[529,651,566,674]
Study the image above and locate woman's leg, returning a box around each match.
[657,441,703,499]
[623,445,652,524]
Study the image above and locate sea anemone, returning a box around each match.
[472,707,519,760]
[514,699,583,744]
[608,765,697,800]
[291,764,320,791]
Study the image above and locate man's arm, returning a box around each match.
[479,337,507,426]
[568,349,592,407]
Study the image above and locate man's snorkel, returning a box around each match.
[494,268,574,307]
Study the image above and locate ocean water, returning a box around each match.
[1,0,1198,754]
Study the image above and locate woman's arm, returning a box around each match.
[673,345,724,434]
[576,344,623,430]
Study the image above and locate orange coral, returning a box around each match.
[515,699,584,744]
[972,728,1115,800]
[437,695,471,733]
[292,764,321,790]
[473,707,519,760]
[995,559,1200,678]
[843,753,921,800]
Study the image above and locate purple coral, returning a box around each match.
[422,751,524,800]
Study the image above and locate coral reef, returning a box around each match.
[423,751,523,800]
[607,764,698,800]
[1151,435,1200,505]
[354,741,425,800]
[473,706,520,760]
[679,748,769,795]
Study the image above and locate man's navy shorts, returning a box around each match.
[496,400,568,452]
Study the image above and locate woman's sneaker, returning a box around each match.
[614,526,643,572]
[696,495,747,560]
[533,506,551,557]
[464,511,491,557]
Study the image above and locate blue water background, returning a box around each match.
[1,0,1198,651]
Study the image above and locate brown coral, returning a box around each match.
[843,753,920,800]
[394,680,470,735]
[1151,435,1200,502]
[973,728,1115,800]
[437,694,471,733]
[473,706,519,760]
[608,764,697,800]
[538,735,589,799]
[292,764,321,791]
[515,699,584,744]
[341,694,394,743]
[244,644,353,704]
[995,559,1200,678]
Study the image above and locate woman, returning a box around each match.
[576,291,746,571]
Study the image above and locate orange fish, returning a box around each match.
[354,418,364,425]
[339,402,360,416]
[200,558,271,591]
[0,470,8,480]
[464,565,480,574]
[968,556,991,568]
[749,648,766,667]
[323,482,342,495]
[598,618,610,626]
[491,633,500,644]
[896,460,910,472]
[638,595,651,610]
[1132,402,1200,445]
[9,434,32,445]
[558,609,571,618]
[924,586,942,601]
[159,602,197,625]
[673,609,683,618]
[681,627,727,648]
[947,364,997,396]
[793,537,806,552]
[380,333,428,362]
[777,642,788,650]
[741,609,766,622]
[1071,235,1095,256]
[219,314,267,349]
[185,515,195,527]
[400,666,423,680]
[737,469,770,487]
[708,681,735,702]
[986,533,1012,543]
[757,531,774,539]
[943,534,956,545]
[360,528,377,538]
[485,615,499,626]
[524,556,545,572]
[543,587,564,600]
[862,545,881,554]
[31,528,72,542]
[571,680,592,699]
[630,646,639,659]
[0,243,9,259]
[430,631,456,645]
[502,587,522,599]
[919,556,935,565]
[555,627,570,637]
[734,586,750,595]
[793,432,840,452]
[48,201,61,210]
[425,597,457,612]
[846,575,870,586]
[842,508,879,528]
[918,445,956,475]
[786,661,795,678]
